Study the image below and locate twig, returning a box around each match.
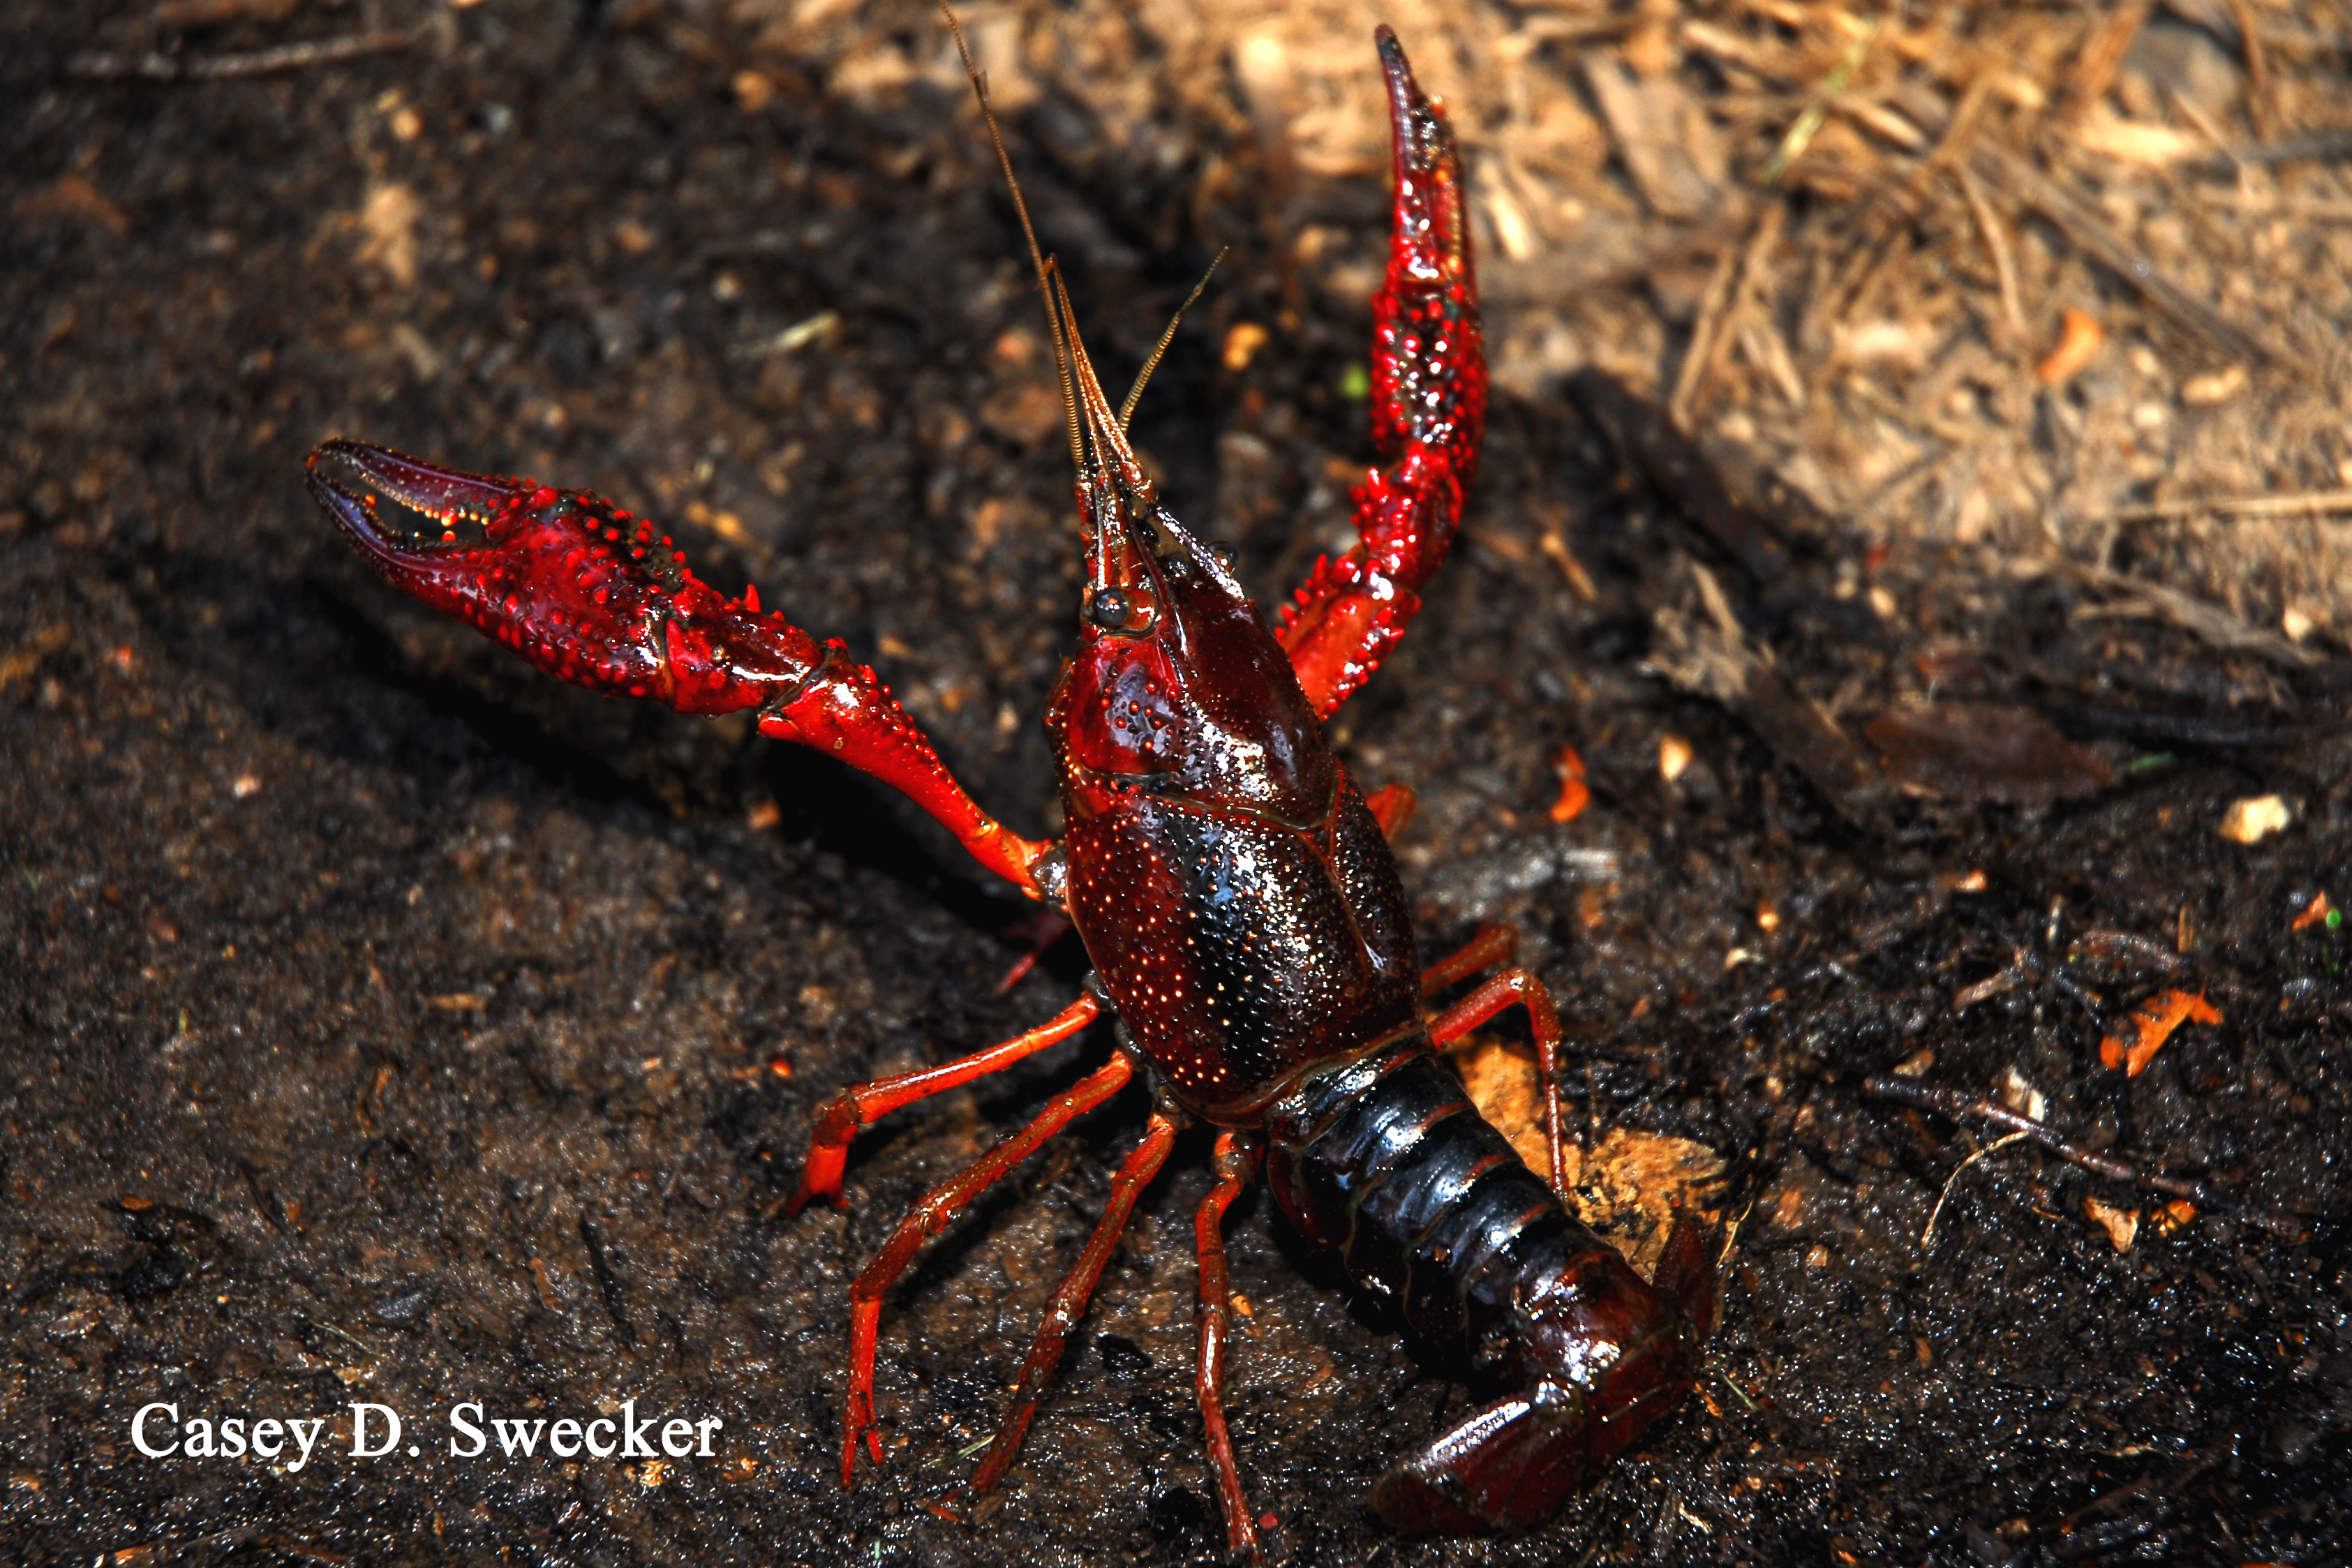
[2034,700,2311,750]
[1863,1076,2309,1240]
[2062,1,2150,117]
[1669,241,1747,435]
[1674,202,1788,433]
[2096,488,2352,523]
[1568,368,1795,582]
[1538,526,1600,604]
[2213,125,2352,169]
[313,1320,382,1359]
[2224,0,2275,137]
[1764,20,1882,184]
[66,31,412,81]
[1920,1130,2029,1251]
[1645,560,1889,823]
[1955,165,2025,347]
[2060,560,2315,668]
[1969,142,2278,365]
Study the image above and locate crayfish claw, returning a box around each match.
[306,438,522,557]
[305,437,826,715]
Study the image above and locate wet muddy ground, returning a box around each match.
[3,1,2349,1564]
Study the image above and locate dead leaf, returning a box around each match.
[1548,745,1590,824]
[1453,1036,1725,1280]
[1865,704,2113,805]
[2098,989,2221,1076]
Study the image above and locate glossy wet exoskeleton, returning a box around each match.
[303,24,1713,1552]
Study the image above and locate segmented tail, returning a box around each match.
[1262,1040,1711,1532]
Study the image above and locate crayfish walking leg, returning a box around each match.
[1415,923,1576,1195]
[1193,1131,1267,1560]
[784,991,1102,1215]
[958,1111,1183,1500]
[840,1054,1135,1484]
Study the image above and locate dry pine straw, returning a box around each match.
[750,0,2352,647]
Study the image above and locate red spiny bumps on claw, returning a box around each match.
[308,443,826,717]
[1273,36,1480,720]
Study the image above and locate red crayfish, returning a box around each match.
[303,22,1714,1549]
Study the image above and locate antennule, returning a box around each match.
[1117,248,1226,432]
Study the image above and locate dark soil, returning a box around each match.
[3,2,2347,1565]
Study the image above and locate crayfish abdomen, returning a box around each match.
[1266,1043,1715,1532]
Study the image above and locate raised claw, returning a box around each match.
[306,439,1057,897]
[306,439,822,714]
[1277,27,1486,719]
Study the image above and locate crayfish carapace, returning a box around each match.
[304,20,1714,1550]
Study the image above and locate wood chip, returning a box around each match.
[2218,794,2291,844]
[2083,1195,2140,1252]
[2074,105,2207,165]
[1585,54,1728,220]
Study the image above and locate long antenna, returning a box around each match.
[939,3,1083,475]
[1117,248,1226,432]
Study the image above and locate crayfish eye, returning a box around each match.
[1208,541,1237,571]
[1088,586,1132,628]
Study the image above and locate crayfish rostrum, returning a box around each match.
[304,22,1713,1550]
